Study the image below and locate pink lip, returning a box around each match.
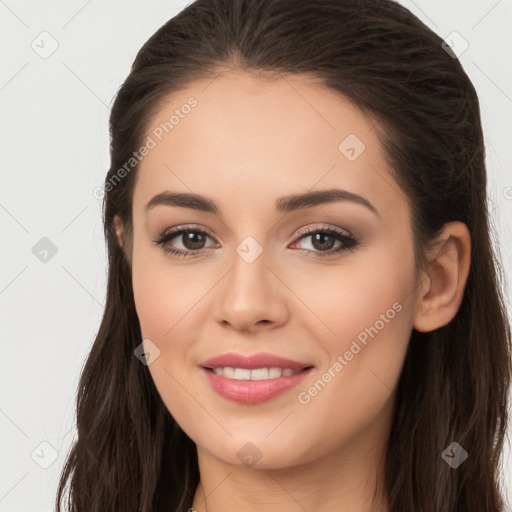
[200,352,311,370]
[199,352,314,404]
[201,367,314,404]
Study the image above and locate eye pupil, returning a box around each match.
[312,233,335,251]
[183,231,206,250]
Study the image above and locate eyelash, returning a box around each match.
[152,224,359,259]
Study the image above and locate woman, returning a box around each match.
[56,0,512,510]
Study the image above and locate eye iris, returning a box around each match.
[311,232,335,251]
[183,231,206,250]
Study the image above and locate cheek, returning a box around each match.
[131,240,198,341]
[289,238,416,354]
[331,247,415,376]
[130,242,212,402]
[292,246,416,446]
[131,249,203,427]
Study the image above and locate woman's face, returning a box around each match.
[128,71,422,469]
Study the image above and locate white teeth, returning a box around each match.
[234,368,251,380]
[268,367,282,378]
[222,367,235,378]
[250,368,269,380]
[211,366,301,380]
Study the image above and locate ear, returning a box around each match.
[113,215,124,249]
[413,221,471,332]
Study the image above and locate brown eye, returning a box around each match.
[153,226,217,257]
[309,232,337,251]
[292,226,358,258]
[179,231,208,250]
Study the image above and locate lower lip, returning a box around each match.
[201,367,313,404]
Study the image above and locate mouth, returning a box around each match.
[199,352,312,372]
[199,352,315,404]
[202,366,313,380]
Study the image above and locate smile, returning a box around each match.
[209,367,302,380]
[200,365,314,404]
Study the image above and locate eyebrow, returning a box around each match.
[144,188,379,216]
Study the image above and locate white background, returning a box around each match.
[1,0,511,510]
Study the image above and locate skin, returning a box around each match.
[113,70,471,512]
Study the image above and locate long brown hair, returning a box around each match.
[56,0,512,510]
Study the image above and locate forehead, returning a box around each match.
[132,71,404,220]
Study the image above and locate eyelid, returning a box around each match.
[154,222,359,262]
[159,223,218,240]
[294,223,353,238]
[156,223,352,246]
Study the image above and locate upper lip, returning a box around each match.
[200,352,313,370]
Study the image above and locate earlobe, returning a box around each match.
[113,215,124,249]
[413,221,471,333]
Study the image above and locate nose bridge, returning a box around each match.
[215,234,288,331]
[227,235,271,301]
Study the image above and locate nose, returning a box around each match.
[214,246,290,333]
